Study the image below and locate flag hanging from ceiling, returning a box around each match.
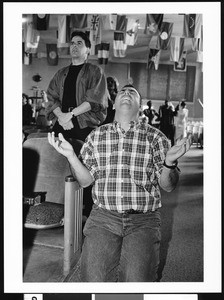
[33,14,50,30]
[192,25,203,51]
[191,24,203,62]
[174,50,187,72]
[113,32,127,57]
[57,15,70,55]
[192,38,200,51]
[147,48,161,70]
[144,14,163,35]
[71,14,88,29]
[46,44,58,66]
[102,14,117,30]
[116,15,127,31]
[98,42,110,64]
[197,25,203,62]
[196,49,203,63]
[22,42,32,65]
[125,18,139,46]
[156,22,173,50]
[183,14,202,38]
[170,37,185,62]
[24,21,40,54]
[89,14,102,55]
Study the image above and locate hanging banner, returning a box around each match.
[23,42,32,65]
[125,18,139,46]
[33,14,50,30]
[144,14,163,35]
[170,37,185,62]
[70,14,88,29]
[116,15,127,32]
[156,22,173,50]
[89,14,102,55]
[98,42,110,64]
[57,15,70,55]
[113,32,127,57]
[183,14,202,38]
[102,14,117,30]
[147,48,161,70]
[24,20,40,54]
[174,50,187,72]
[46,44,58,66]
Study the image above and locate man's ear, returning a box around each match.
[86,48,90,55]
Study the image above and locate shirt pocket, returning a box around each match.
[129,152,153,191]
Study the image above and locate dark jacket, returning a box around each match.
[45,62,108,129]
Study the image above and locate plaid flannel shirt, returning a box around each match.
[80,119,170,213]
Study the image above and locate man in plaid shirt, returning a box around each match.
[48,84,192,282]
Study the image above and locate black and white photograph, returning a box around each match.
[3,1,221,296]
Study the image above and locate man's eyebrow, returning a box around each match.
[120,88,137,92]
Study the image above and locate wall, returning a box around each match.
[22,58,202,120]
[22,58,129,95]
[23,57,72,96]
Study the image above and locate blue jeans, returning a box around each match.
[80,205,161,282]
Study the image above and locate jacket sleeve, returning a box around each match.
[83,65,109,111]
[45,70,63,121]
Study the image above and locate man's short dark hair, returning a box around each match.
[70,31,91,48]
[121,84,141,99]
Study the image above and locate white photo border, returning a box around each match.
[3,1,221,294]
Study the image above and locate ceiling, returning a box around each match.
[25,14,202,64]
[100,14,198,63]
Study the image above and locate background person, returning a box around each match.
[45,31,108,217]
[175,100,189,141]
[45,30,108,143]
[158,98,178,146]
[22,93,33,126]
[143,100,160,127]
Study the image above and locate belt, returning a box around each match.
[122,209,144,214]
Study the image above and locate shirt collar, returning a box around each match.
[112,117,147,132]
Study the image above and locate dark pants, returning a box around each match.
[52,120,93,142]
[160,124,175,146]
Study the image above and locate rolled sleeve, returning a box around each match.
[153,133,171,178]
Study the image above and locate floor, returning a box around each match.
[23,145,203,282]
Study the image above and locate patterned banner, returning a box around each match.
[144,14,163,35]
[89,14,102,55]
[33,14,50,30]
[46,44,58,66]
[71,14,88,29]
[156,22,173,50]
[183,14,202,38]
[147,48,161,70]
[116,15,127,31]
[113,32,127,57]
[170,37,185,62]
[98,42,110,64]
[125,18,139,46]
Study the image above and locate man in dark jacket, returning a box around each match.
[158,99,178,146]
[45,31,108,142]
[46,31,108,217]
